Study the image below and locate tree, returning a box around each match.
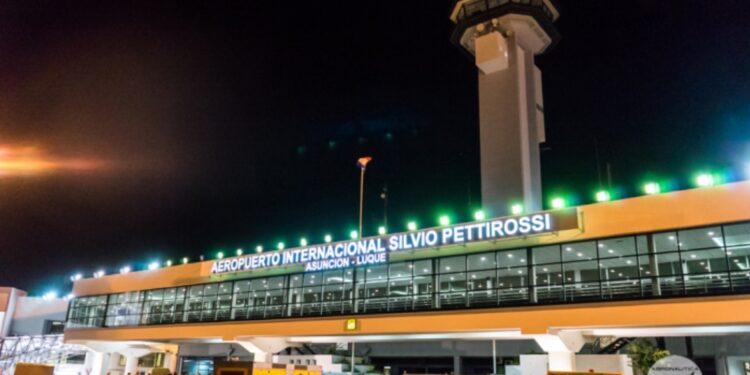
[628,339,671,375]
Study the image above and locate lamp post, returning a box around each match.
[356,157,373,240]
[352,156,372,373]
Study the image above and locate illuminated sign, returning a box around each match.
[210,209,578,275]
[345,318,358,331]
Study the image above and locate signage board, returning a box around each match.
[648,355,702,375]
[210,208,579,275]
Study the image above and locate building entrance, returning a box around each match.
[181,357,215,375]
[370,357,454,375]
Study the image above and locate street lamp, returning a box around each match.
[356,156,373,239]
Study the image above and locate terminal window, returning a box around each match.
[65,221,750,329]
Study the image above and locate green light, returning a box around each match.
[644,182,660,195]
[349,230,358,240]
[595,190,611,202]
[166,260,173,267]
[474,210,486,221]
[236,248,243,256]
[300,238,308,246]
[407,221,417,231]
[277,242,285,250]
[510,203,524,215]
[551,197,566,209]
[182,257,189,264]
[439,215,450,226]
[255,245,263,253]
[696,173,715,187]
[324,234,332,243]
[217,251,224,259]
[378,226,387,235]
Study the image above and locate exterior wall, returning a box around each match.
[61,181,750,370]
[64,295,750,342]
[71,181,750,298]
[575,355,632,374]
[518,355,548,375]
[477,32,544,215]
[10,296,68,335]
[0,287,26,336]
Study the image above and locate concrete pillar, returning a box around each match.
[85,351,107,375]
[124,355,139,375]
[165,353,178,374]
[106,353,121,374]
[84,351,96,372]
[716,339,729,375]
[534,332,585,373]
[118,348,154,375]
[452,355,462,375]
[0,289,22,337]
[547,352,574,372]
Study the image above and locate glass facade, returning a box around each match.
[66,221,750,329]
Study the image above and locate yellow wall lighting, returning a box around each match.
[345,318,358,331]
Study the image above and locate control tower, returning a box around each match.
[450,0,560,215]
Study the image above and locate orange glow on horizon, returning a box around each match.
[0,145,104,176]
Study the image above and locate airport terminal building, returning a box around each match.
[61,181,750,375]
[16,2,750,374]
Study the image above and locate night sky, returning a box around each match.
[2,1,750,294]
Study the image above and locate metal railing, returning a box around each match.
[455,0,555,23]
[0,335,87,375]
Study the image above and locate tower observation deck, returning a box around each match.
[450,0,560,215]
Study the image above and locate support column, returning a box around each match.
[534,332,585,372]
[452,355,462,375]
[119,348,153,375]
[85,351,107,375]
[106,353,121,374]
[165,353,178,374]
[717,339,729,375]
[124,355,139,375]
[547,352,575,372]
[492,340,497,375]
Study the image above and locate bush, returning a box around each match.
[628,339,670,375]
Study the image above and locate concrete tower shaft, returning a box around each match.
[450,0,560,215]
